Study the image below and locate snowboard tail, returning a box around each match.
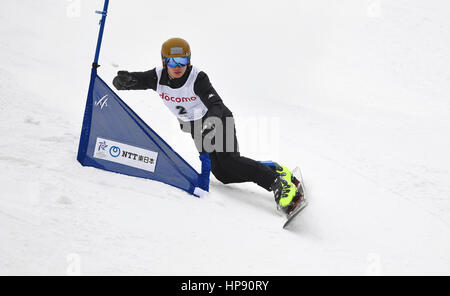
[282,167,308,229]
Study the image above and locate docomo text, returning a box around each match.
[159,92,197,103]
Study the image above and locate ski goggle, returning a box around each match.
[164,57,190,68]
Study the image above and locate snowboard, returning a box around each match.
[282,167,308,229]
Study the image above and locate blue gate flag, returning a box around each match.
[77,0,210,197]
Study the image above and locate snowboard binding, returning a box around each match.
[278,174,305,215]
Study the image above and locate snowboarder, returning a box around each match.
[112,37,302,214]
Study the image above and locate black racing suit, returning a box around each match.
[113,66,278,191]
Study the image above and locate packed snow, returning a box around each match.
[0,0,449,275]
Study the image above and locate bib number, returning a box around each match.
[176,106,187,115]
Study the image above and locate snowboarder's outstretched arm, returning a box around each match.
[113,67,230,119]
[113,68,158,91]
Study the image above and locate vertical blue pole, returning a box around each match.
[92,0,110,69]
[198,153,211,192]
[77,0,110,163]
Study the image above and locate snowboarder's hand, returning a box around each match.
[201,121,216,137]
[113,71,138,90]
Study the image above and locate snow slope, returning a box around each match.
[0,0,449,275]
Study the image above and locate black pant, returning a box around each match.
[209,152,278,191]
[185,116,278,191]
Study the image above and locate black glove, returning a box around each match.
[201,121,216,138]
[113,71,138,90]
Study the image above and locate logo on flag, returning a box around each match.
[95,95,109,109]
[93,137,158,173]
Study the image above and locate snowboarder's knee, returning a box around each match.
[211,166,233,184]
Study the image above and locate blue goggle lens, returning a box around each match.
[165,57,189,68]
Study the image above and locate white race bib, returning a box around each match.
[156,66,208,121]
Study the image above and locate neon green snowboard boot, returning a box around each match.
[270,164,302,214]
